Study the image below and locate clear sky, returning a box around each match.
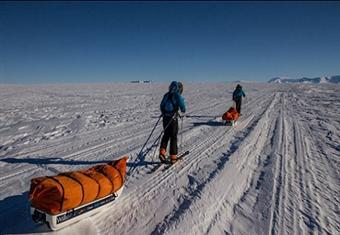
[1,1,340,84]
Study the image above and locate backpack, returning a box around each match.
[233,88,243,101]
[161,93,179,116]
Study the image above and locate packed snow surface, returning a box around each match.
[0,83,339,235]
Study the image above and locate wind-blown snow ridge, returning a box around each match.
[0,83,339,235]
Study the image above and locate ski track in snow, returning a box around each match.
[0,83,339,235]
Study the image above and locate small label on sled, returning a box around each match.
[56,194,117,224]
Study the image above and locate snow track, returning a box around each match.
[0,83,339,235]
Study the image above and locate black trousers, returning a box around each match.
[160,116,178,155]
[235,99,242,114]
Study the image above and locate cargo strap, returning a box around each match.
[60,173,85,206]
[46,176,65,212]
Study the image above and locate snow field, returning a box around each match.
[0,83,339,235]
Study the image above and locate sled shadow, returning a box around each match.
[0,192,50,234]
[192,121,225,127]
[0,157,109,166]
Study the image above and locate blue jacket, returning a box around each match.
[160,81,186,117]
[233,87,246,101]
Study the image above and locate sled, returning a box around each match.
[222,107,239,126]
[29,156,128,230]
[30,186,124,230]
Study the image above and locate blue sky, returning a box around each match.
[1,2,340,84]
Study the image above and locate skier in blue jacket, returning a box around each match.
[159,81,186,163]
[232,84,246,114]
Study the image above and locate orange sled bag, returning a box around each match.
[29,156,128,215]
[222,107,240,122]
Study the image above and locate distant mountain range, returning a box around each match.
[268,75,340,84]
[226,80,256,83]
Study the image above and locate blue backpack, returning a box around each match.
[160,81,185,116]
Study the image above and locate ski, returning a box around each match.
[146,162,165,174]
[146,158,173,174]
[162,150,190,171]
[147,151,190,174]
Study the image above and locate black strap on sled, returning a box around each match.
[46,176,65,212]
[95,166,116,192]
[110,160,125,182]
[80,172,101,199]
[60,173,85,206]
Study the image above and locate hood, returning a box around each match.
[169,81,179,94]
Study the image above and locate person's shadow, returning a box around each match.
[192,120,225,127]
[1,156,159,170]
[0,157,108,166]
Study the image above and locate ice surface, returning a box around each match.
[0,83,339,234]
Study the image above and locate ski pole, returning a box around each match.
[128,113,176,175]
[136,114,162,158]
[151,132,162,162]
[127,114,162,175]
[180,115,184,148]
[144,112,176,156]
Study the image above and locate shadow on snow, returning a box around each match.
[0,192,50,234]
[192,121,225,127]
[0,157,109,166]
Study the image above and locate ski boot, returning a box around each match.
[170,155,177,164]
[159,148,167,163]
